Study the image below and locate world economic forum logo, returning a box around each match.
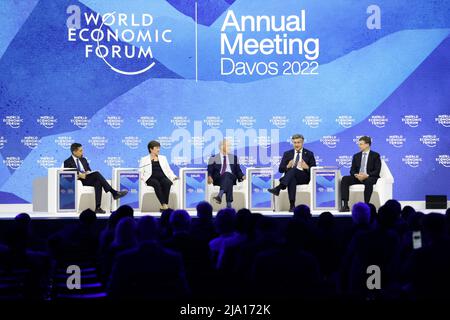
[402,155,422,168]
[2,115,23,129]
[89,136,108,149]
[36,116,57,129]
[336,155,352,168]
[104,116,123,129]
[369,115,388,128]
[303,116,322,128]
[138,116,157,129]
[435,114,450,127]
[386,135,406,148]
[71,116,90,129]
[336,115,355,128]
[55,136,75,149]
[237,116,256,129]
[204,116,223,129]
[104,156,124,168]
[402,115,421,128]
[270,116,289,129]
[66,6,173,76]
[21,136,41,149]
[122,136,142,149]
[320,135,339,148]
[436,155,450,168]
[3,157,23,170]
[0,136,7,149]
[37,156,58,169]
[419,135,439,148]
[171,116,190,129]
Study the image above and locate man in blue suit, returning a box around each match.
[63,143,127,213]
[207,139,245,208]
[268,134,316,212]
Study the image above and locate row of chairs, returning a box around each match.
[63,160,393,213]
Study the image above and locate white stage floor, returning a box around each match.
[0,209,447,220]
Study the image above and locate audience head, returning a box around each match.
[377,204,398,229]
[254,216,278,241]
[293,205,312,222]
[352,202,371,226]
[137,215,157,242]
[196,201,213,221]
[113,217,137,248]
[318,211,334,230]
[115,205,134,219]
[8,213,32,250]
[79,208,97,225]
[169,210,191,233]
[384,199,402,220]
[14,213,32,234]
[236,208,253,235]
[401,205,416,221]
[215,208,236,235]
[422,213,446,243]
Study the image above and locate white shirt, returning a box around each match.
[219,152,232,174]
[293,148,303,171]
[72,155,86,172]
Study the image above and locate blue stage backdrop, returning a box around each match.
[0,0,449,204]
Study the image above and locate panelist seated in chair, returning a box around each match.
[268,134,316,212]
[207,139,246,209]
[139,140,178,212]
[340,136,381,212]
[64,143,128,214]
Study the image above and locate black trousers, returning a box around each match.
[279,169,310,203]
[81,171,114,208]
[215,172,235,203]
[146,175,173,205]
[341,175,378,203]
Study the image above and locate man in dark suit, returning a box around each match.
[63,143,127,214]
[207,139,245,209]
[340,136,381,212]
[268,134,316,212]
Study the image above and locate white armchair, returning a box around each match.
[207,180,247,211]
[45,168,112,213]
[77,179,112,212]
[274,179,313,211]
[139,179,180,212]
[348,159,394,209]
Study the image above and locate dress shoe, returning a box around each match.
[268,188,280,196]
[213,195,222,204]
[340,206,350,212]
[95,208,106,214]
[289,206,295,212]
[113,190,129,200]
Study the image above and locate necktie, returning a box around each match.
[360,153,367,174]
[76,158,85,173]
[293,151,300,168]
[220,155,227,175]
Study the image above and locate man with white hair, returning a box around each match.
[207,139,245,208]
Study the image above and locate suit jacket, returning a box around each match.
[207,153,244,186]
[278,148,316,176]
[139,154,177,183]
[349,150,381,178]
[63,156,91,173]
